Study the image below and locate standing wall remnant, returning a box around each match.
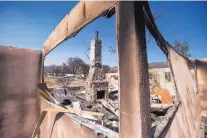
[116,2,151,138]
[195,59,207,113]
[0,45,42,138]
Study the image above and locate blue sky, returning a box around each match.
[0,1,206,66]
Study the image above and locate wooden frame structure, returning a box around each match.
[42,1,151,137]
[0,1,206,138]
[41,1,206,138]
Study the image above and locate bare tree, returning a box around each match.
[66,57,90,79]
[67,57,85,75]
[108,46,116,55]
[60,63,70,76]
[57,77,73,88]
[83,40,91,59]
[51,65,62,76]
[173,40,191,57]
[84,47,90,60]
[82,63,90,79]
[102,65,110,74]
[109,66,117,73]
[108,10,163,54]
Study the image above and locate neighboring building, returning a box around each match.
[106,73,119,90]
[106,62,197,96]
[148,62,176,95]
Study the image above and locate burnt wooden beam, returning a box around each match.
[116,1,151,138]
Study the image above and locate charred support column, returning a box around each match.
[40,56,45,83]
[116,2,151,138]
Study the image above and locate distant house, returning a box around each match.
[106,62,197,96]
[106,73,119,90]
[148,62,176,95]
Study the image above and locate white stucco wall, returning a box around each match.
[106,73,119,90]
[106,67,197,96]
[149,68,176,96]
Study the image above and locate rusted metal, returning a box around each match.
[116,2,151,138]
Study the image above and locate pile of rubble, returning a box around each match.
[48,31,175,134]
[51,86,174,133]
[204,117,207,138]
[200,116,207,138]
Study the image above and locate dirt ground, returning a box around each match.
[44,76,85,88]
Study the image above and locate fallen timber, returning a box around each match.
[44,99,119,138]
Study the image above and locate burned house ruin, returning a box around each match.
[0,1,207,138]
[86,31,108,102]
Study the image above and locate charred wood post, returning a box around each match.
[116,1,151,138]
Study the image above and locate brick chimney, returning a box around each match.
[90,31,102,67]
[85,32,108,102]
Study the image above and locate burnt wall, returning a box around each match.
[159,45,201,138]
[0,45,42,138]
[195,59,207,112]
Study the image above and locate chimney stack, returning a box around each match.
[86,31,108,102]
[95,31,99,39]
[90,31,102,67]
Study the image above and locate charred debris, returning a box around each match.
[47,32,174,134]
